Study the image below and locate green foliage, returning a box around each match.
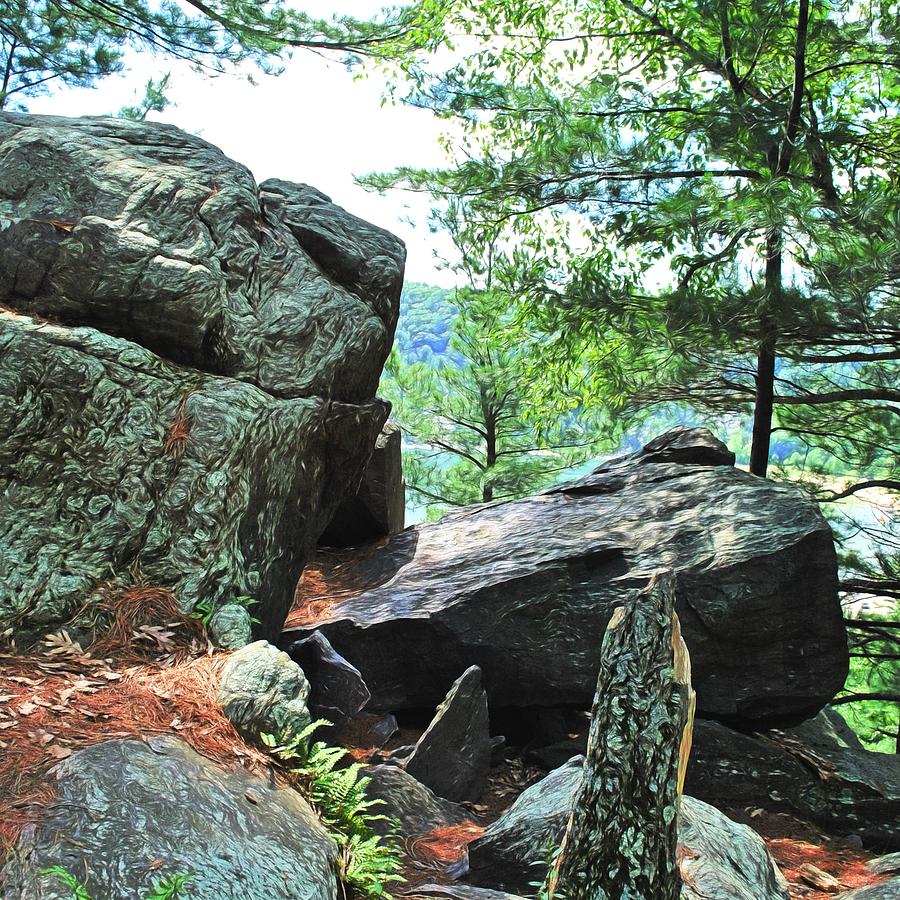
[118,74,172,121]
[191,593,260,627]
[394,282,458,365]
[41,866,91,900]
[261,721,404,899]
[40,867,193,900]
[0,0,436,111]
[144,873,193,900]
[383,275,613,518]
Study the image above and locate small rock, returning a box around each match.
[209,604,253,649]
[285,631,371,728]
[405,666,491,802]
[362,764,470,838]
[798,863,842,892]
[217,641,311,742]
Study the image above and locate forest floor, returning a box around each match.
[0,572,892,897]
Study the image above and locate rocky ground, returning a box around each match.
[0,634,892,899]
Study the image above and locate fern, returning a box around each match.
[41,866,92,900]
[145,872,193,899]
[263,721,404,899]
[41,867,192,900]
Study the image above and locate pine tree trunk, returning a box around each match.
[749,229,782,478]
[547,572,696,900]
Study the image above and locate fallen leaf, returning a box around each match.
[46,745,73,760]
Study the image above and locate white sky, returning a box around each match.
[25,1,460,285]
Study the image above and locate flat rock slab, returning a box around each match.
[0,736,338,899]
[405,665,491,802]
[687,713,900,849]
[285,428,847,727]
[0,113,404,638]
[465,756,790,900]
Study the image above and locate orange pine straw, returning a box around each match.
[766,837,887,898]
[89,583,204,657]
[0,651,268,860]
[407,822,484,866]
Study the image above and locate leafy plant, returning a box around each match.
[261,721,404,898]
[41,866,91,900]
[145,872,193,900]
[191,594,260,628]
[41,867,192,899]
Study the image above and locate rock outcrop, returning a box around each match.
[465,756,790,900]
[687,713,900,849]
[0,113,404,639]
[0,736,338,899]
[284,428,847,727]
[320,419,406,546]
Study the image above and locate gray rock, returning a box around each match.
[285,428,847,727]
[0,736,338,899]
[687,715,900,849]
[409,887,526,899]
[0,113,404,639]
[321,419,406,546]
[406,665,492,802]
[835,880,900,899]
[209,603,253,649]
[870,854,900,876]
[363,764,470,837]
[285,630,371,728]
[677,795,791,900]
[0,115,403,400]
[217,640,311,741]
[465,757,789,900]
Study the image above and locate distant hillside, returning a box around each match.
[393,282,457,364]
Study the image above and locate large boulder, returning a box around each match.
[0,736,338,899]
[0,113,404,639]
[687,713,900,849]
[320,419,406,546]
[465,756,790,900]
[284,428,847,727]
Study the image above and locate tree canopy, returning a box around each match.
[0,0,436,109]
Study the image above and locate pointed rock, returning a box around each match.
[285,631,370,728]
[405,665,491,802]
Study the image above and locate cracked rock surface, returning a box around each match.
[0,113,404,638]
[285,427,847,727]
